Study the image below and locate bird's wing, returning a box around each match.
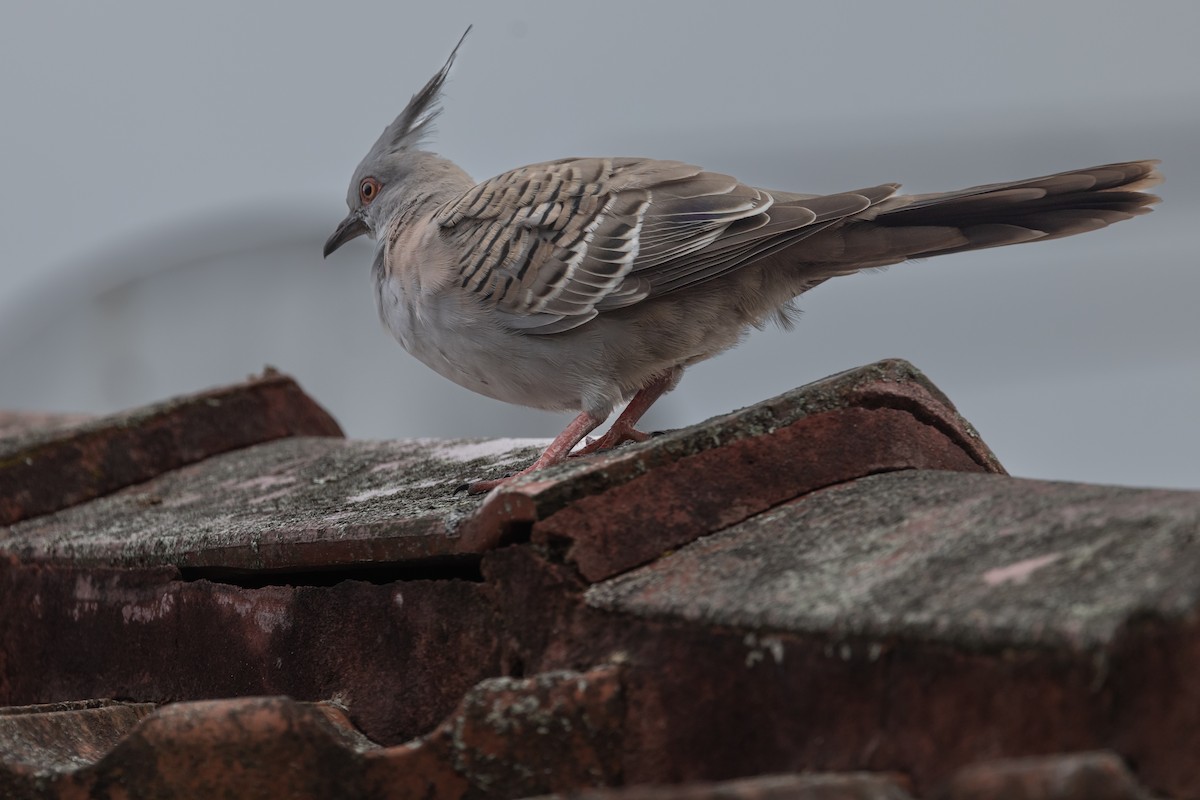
[435,157,897,334]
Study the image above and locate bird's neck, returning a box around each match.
[377,152,474,229]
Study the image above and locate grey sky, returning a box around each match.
[1,1,1197,488]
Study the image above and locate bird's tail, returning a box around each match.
[802,160,1162,270]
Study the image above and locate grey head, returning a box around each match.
[323,26,471,258]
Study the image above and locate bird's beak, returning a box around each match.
[323,213,369,258]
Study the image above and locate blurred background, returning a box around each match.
[1,1,1196,488]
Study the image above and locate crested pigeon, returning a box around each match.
[324,30,1161,493]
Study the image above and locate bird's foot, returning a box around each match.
[463,475,513,495]
[463,452,564,495]
[572,425,652,456]
[461,409,652,494]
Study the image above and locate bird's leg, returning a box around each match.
[467,370,681,493]
[574,370,678,456]
[467,409,604,494]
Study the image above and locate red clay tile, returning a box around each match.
[939,751,1147,800]
[467,359,1005,581]
[367,666,624,799]
[558,773,915,799]
[0,360,991,579]
[574,470,1200,796]
[0,411,93,440]
[0,694,1151,799]
[6,361,1200,798]
[0,369,343,527]
[585,470,1200,649]
[2,670,624,800]
[1106,613,1200,799]
[0,699,154,797]
[55,697,370,799]
[0,436,538,571]
[534,405,992,582]
[0,564,501,745]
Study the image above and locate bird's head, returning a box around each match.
[324,26,470,258]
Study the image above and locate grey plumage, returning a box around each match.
[324,30,1162,492]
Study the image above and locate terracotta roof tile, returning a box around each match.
[0,412,93,441]
[1,362,1197,798]
[0,369,341,527]
[940,751,1147,800]
[556,773,916,799]
[473,358,1005,580]
[585,469,1200,649]
[0,699,154,788]
[0,436,509,571]
[0,566,500,746]
[0,360,1004,581]
[0,671,623,799]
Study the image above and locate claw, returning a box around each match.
[573,425,651,456]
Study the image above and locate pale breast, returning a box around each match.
[374,232,607,413]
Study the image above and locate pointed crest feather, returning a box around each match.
[368,25,471,158]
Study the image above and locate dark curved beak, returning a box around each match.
[323,213,369,258]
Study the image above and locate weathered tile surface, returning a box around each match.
[0,436,541,571]
[0,564,501,746]
[537,772,916,799]
[0,369,342,526]
[9,698,373,799]
[586,470,1200,650]
[476,359,1006,580]
[0,672,624,800]
[4,361,1199,799]
[0,699,154,790]
[366,666,625,799]
[939,751,1148,800]
[0,412,93,440]
[0,360,998,577]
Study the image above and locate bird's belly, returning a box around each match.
[376,280,591,412]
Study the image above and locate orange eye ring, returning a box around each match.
[359,177,381,204]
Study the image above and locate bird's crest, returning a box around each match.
[366,26,471,159]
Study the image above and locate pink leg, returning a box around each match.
[574,371,677,456]
[467,409,604,494]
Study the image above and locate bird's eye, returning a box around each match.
[359,177,381,204]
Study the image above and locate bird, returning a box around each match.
[323,29,1161,494]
